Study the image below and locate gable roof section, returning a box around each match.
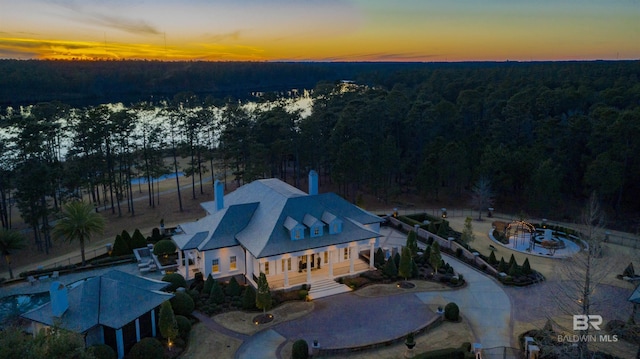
[21,270,173,332]
[199,202,258,251]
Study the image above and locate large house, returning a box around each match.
[171,171,383,290]
[21,270,173,359]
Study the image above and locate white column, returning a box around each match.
[328,250,334,278]
[116,328,124,359]
[151,309,156,337]
[349,247,355,273]
[283,259,289,287]
[306,254,311,283]
[184,251,190,281]
[369,242,375,269]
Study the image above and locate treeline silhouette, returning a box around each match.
[1,60,640,244]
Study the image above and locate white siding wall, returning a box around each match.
[201,246,245,280]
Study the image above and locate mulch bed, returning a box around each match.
[252,313,274,325]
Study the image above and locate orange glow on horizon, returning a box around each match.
[1,1,639,62]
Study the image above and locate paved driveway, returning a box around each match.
[415,255,512,349]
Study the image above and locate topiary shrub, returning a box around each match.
[130,229,148,249]
[521,258,532,275]
[202,274,214,294]
[209,280,225,305]
[175,315,192,339]
[153,239,176,256]
[291,339,309,359]
[162,273,187,292]
[242,285,257,310]
[111,234,131,256]
[444,302,460,321]
[171,291,195,316]
[128,337,164,359]
[382,256,398,278]
[150,227,164,243]
[226,276,242,297]
[488,251,498,265]
[87,344,116,359]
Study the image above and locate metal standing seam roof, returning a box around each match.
[21,270,173,332]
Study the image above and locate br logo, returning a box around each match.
[573,315,602,330]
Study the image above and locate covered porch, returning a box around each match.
[268,254,371,289]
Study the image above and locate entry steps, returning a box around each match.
[307,278,352,300]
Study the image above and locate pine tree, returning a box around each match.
[508,261,520,277]
[256,272,272,314]
[158,301,178,343]
[429,241,442,273]
[461,217,476,245]
[203,274,214,294]
[374,247,385,268]
[383,256,398,278]
[226,276,241,297]
[406,231,419,257]
[209,280,225,304]
[398,246,413,280]
[242,285,256,310]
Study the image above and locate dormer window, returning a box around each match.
[303,214,323,238]
[322,211,343,234]
[284,216,305,240]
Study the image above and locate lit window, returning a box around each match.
[287,258,291,271]
[344,248,349,260]
[264,262,270,275]
[212,259,219,273]
[230,256,237,270]
[314,227,320,236]
[295,230,301,239]
[324,252,328,264]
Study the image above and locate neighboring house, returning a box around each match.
[21,270,173,359]
[171,170,383,289]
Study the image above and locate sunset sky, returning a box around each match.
[1,0,638,62]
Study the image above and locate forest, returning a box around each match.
[1,60,640,254]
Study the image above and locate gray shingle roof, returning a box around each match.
[21,270,173,332]
[175,178,384,259]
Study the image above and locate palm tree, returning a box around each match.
[53,201,106,267]
[0,229,27,279]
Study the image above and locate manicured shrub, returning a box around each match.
[242,285,257,310]
[455,248,463,258]
[444,302,460,321]
[226,276,242,297]
[153,239,176,256]
[209,280,225,305]
[159,301,178,343]
[120,230,132,248]
[508,254,516,269]
[171,291,195,316]
[623,262,635,277]
[130,229,148,249]
[298,290,308,300]
[522,258,532,275]
[111,234,130,256]
[175,315,192,339]
[162,273,187,292]
[488,251,498,265]
[374,247,385,268]
[203,274,214,294]
[508,262,520,277]
[128,337,164,359]
[256,272,272,313]
[150,227,163,242]
[497,257,507,272]
[382,256,398,278]
[291,339,309,359]
[87,344,116,359]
